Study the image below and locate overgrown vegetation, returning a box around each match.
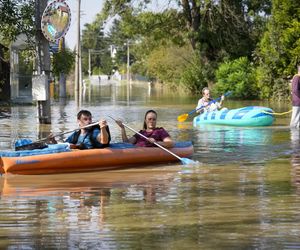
[79,0,298,100]
[1,0,300,100]
[215,57,258,99]
[52,49,75,77]
[0,0,35,46]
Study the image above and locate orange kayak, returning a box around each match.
[0,142,193,175]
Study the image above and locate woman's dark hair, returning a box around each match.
[77,110,92,120]
[143,110,157,129]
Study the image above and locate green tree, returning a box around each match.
[101,1,271,88]
[256,0,300,99]
[52,49,75,76]
[81,13,114,76]
[0,0,35,46]
[215,57,258,99]
[104,9,186,77]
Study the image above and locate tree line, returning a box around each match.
[1,0,300,100]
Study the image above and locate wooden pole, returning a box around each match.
[74,0,81,105]
[58,37,67,98]
[35,0,51,124]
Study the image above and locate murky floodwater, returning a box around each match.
[0,82,300,249]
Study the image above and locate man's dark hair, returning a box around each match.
[77,110,92,120]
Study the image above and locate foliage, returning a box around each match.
[100,0,272,94]
[215,57,258,99]
[81,15,114,76]
[52,48,75,77]
[256,0,300,99]
[255,64,274,99]
[0,0,35,46]
[103,9,187,77]
[146,44,192,86]
[180,55,216,93]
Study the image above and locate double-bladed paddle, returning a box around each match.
[177,91,232,122]
[109,116,196,165]
[15,122,99,151]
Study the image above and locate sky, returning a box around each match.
[64,0,103,50]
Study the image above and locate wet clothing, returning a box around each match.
[290,74,300,128]
[66,126,111,149]
[133,127,170,147]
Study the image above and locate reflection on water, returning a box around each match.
[290,129,300,195]
[1,163,300,248]
[0,168,180,248]
[192,125,290,165]
[1,83,300,248]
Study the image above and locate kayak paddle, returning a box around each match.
[15,122,100,151]
[177,91,232,122]
[109,116,196,165]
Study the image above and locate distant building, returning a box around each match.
[10,34,33,103]
[9,34,56,104]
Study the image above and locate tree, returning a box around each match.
[0,0,35,46]
[101,0,271,88]
[81,15,113,76]
[256,0,300,99]
[102,0,270,57]
[215,57,258,99]
[52,48,75,77]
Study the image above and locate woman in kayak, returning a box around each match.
[115,110,174,148]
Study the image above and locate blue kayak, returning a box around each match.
[193,106,275,127]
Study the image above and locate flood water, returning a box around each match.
[0,81,300,249]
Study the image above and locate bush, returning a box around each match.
[215,57,258,99]
[146,44,213,93]
[179,56,214,93]
[52,49,75,76]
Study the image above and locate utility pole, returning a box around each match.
[35,0,51,124]
[88,49,91,78]
[126,40,130,104]
[74,0,81,105]
[126,39,130,83]
[59,37,66,98]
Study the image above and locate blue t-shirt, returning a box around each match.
[66,128,109,149]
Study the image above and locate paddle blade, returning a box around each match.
[224,91,233,97]
[180,158,198,165]
[177,113,189,122]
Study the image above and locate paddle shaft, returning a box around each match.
[35,121,99,143]
[109,116,183,161]
[193,91,232,115]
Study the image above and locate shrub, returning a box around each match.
[215,57,258,99]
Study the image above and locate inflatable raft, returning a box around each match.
[193,106,274,127]
[0,142,193,175]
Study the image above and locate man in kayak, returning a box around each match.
[49,110,111,149]
[196,87,225,113]
[115,110,174,148]
[290,65,300,128]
